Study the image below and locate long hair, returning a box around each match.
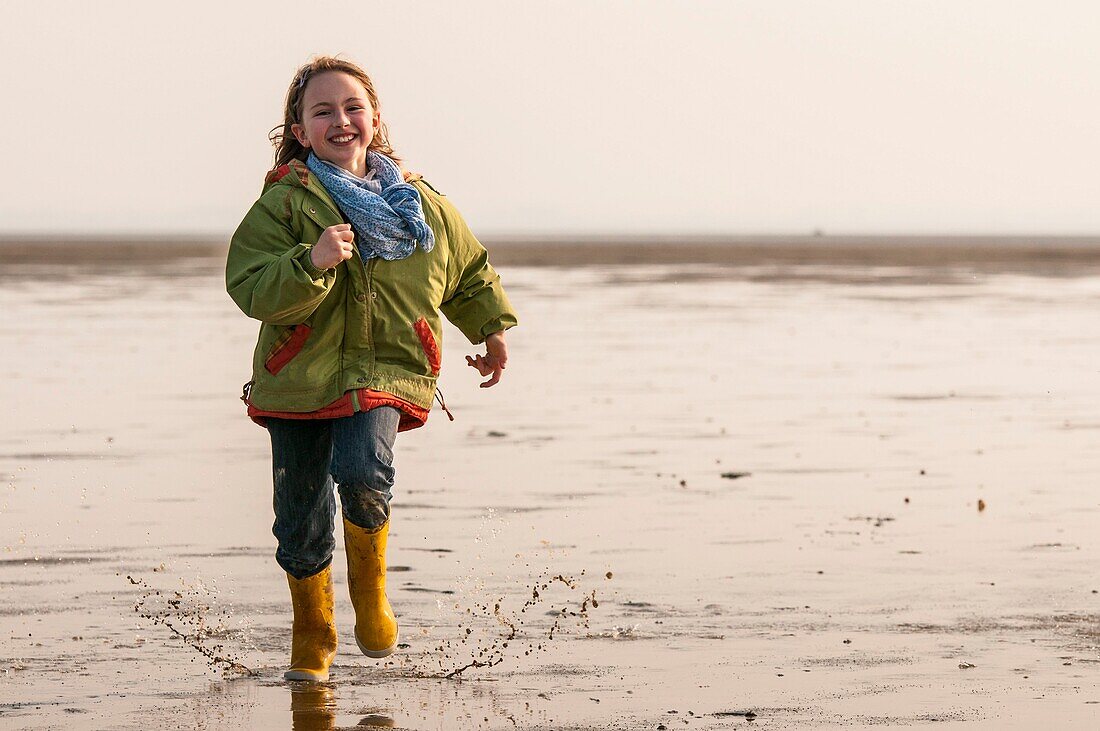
[269,56,399,170]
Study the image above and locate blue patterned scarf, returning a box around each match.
[306,151,435,261]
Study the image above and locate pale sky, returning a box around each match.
[2,1,1098,236]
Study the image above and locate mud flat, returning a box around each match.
[1,243,1099,729]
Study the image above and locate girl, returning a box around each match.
[226,56,517,682]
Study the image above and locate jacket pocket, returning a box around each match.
[301,194,343,230]
[413,317,441,376]
[264,324,313,375]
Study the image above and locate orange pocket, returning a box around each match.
[413,317,441,375]
[264,324,312,375]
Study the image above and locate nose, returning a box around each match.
[332,110,350,128]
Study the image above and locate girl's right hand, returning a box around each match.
[310,224,355,270]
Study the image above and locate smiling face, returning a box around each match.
[291,71,380,178]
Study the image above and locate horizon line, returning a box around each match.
[4,231,1100,244]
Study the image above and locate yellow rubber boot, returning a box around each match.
[284,566,338,681]
[343,518,399,657]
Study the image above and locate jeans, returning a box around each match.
[268,406,400,579]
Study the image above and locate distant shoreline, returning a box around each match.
[2,234,1100,272]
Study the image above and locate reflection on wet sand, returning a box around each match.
[2,245,1100,729]
[289,684,336,731]
[288,684,396,730]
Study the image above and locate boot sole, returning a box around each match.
[356,625,399,658]
[284,668,329,682]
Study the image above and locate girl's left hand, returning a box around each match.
[466,331,508,388]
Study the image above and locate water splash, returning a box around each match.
[387,510,613,678]
[420,569,606,679]
[126,574,255,677]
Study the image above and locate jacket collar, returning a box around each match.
[264,159,341,217]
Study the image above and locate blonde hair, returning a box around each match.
[269,56,399,170]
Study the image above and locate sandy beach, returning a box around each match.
[1,240,1099,729]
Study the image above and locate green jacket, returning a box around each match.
[225,160,517,413]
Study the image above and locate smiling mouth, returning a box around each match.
[329,134,357,144]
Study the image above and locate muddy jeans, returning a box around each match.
[267,406,400,579]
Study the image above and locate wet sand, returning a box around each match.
[4,233,1100,272]
[1,240,1099,729]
